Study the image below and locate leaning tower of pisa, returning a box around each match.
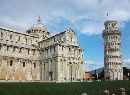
[102,20,123,80]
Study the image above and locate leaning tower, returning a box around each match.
[102,20,123,80]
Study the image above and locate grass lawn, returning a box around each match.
[0,80,130,95]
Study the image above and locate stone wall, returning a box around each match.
[0,57,40,81]
[0,27,41,81]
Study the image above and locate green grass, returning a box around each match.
[0,80,130,95]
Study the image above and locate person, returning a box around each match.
[83,78,84,81]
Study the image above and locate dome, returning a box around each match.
[28,17,49,32]
[26,17,51,40]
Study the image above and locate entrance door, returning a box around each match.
[49,71,53,81]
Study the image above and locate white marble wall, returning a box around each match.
[0,24,85,82]
[0,27,41,81]
[40,29,85,82]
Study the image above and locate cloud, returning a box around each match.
[84,60,103,71]
[123,59,130,68]
[80,21,104,35]
[108,9,130,22]
[84,59,130,71]
[0,16,30,33]
[85,58,130,72]
[0,0,130,35]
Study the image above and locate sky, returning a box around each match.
[0,0,130,71]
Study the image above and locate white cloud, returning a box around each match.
[0,17,30,33]
[108,9,130,22]
[80,21,104,35]
[85,58,130,71]
[84,60,103,71]
[0,0,130,35]
[123,59,130,68]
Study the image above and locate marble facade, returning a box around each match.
[0,17,85,82]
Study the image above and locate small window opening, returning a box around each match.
[18,36,20,41]
[34,63,36,68]
[10,60,13,66]
[10,35,12,39]
[7,46,9,51]
[26,38,27,43]
[71,37,72,42]
[28,49,29,55]
[23,62,25,67]
[54,47,55,52]
[69,48,71,51]
[44,64,45,70]
[19,48,21,53]
[62,46,64,51]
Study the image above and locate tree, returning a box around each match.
[100,69,104,78]
[123,67,130,78]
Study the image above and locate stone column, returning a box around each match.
[6,59,9,81]
[63,60,67,82]
[43,63,45,81]
[67,63,69,81]
[56,59,60,82]
[37,62,40,80]
[13,59,15,81]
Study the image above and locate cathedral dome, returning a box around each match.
[28,17,49,32]
[26,17,51,40]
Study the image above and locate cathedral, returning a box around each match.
[0,17,85,82]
